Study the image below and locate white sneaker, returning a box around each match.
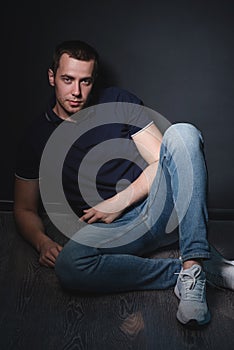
[203,245,234,290]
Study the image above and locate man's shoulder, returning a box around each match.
[94,86,143,105]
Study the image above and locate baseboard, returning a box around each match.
[0,200,14,212]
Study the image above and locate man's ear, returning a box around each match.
[48,69,55,86]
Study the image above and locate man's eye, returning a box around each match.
[63,77,71,83]
[81,78,93,86]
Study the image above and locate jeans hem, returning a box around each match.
[181,252,210,263]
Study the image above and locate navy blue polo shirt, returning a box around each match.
[15,86,153,216]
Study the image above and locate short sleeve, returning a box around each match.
[96,87,153,136]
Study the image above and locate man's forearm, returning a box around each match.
[114,161,159,211]
[14,209,51,252]
[80,161,159,224]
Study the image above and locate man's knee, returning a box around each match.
[163,123,203,152]
[54,241,100,291]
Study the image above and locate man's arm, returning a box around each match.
[13,177,62,267]
[80,123,162,224]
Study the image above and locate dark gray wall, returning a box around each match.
[2,0,234,211]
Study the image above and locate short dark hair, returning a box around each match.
[50,40,99,78]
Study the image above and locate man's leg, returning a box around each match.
[109,122,211,325]
[151,123,210,326]
[146,123,210,262]
[54,206,182,293]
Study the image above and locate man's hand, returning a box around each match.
[80,196,125,224]
[38,239,63,268]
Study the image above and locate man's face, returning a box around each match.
[48,53,95,119]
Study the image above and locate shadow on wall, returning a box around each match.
[96,60,120,89]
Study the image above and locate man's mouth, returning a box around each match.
[69,100,83,107]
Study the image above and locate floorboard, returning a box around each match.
[0,212,234,350]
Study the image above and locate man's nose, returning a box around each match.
[72,82,81,96]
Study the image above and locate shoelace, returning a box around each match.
[175,269,200,290]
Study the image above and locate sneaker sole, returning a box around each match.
[174,285,211,326]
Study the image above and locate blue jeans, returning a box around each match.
[55,123,211,293]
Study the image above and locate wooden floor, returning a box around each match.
[0,211,234,350]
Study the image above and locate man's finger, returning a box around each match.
[40,256,55,268]
[80,211,95,221]
[45,260,55,268]
[48,247,61,260]
[56,245,63,253]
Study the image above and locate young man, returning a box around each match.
[14,40,234,328]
